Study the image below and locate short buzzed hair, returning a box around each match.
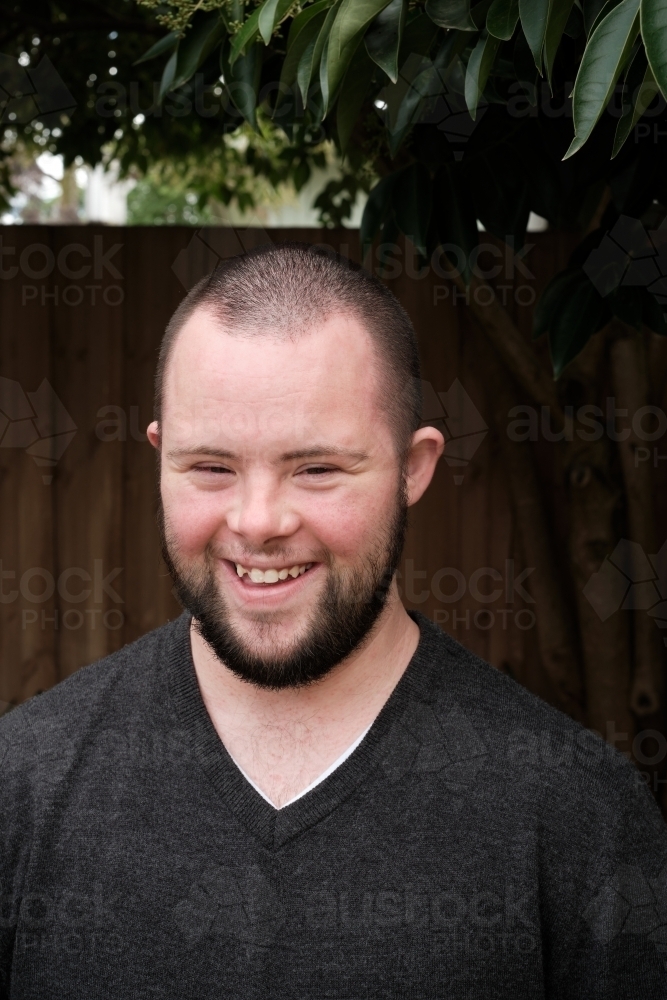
[155,242,422,455]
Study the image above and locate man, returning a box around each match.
[1,243,666,998]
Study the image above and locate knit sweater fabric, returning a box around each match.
[1,611,666,998]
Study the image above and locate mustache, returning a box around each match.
[205,541,332,568]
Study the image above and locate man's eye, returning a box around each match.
[197,465,232,474]
[303,466,334,475]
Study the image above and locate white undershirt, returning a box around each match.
[230,724,372,809]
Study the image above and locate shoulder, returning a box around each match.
[413,614,661,825]
[0,614,188,767]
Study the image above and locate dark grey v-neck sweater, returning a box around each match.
[1,612,666,998]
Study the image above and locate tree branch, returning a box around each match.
[610,321,664,717]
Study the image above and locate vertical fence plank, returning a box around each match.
[0,227,57,705]
[51,227,126,678]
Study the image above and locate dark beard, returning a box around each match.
[158,487,408,690]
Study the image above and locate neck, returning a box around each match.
[190,586,419,807]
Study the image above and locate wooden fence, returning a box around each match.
[1,224,665,720]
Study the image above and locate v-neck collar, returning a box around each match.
[165,610,442,851]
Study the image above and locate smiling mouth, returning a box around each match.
[234,562,315,584]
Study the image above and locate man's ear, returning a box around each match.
[404,426,445,507]
[147,421,161,450]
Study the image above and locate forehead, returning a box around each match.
[161,307,393,453]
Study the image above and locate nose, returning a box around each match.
[226,469,299,547]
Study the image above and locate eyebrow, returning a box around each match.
[166,445,369,463]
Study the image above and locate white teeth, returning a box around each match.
[234,563,312,584]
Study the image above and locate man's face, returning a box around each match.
[152,307,409,688]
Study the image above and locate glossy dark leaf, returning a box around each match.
[465,31,502,117]
[533,266,581,337]
[564,0,640,158]
[393,162,433,256]
[158,49,178,102]
[588,0,623,34]
[641,0,667,100]
[544,0,575,82]
[325,0,394,111]
[548,272,609,376]
[280,7,329,93]
[298,1,340,104]
[364,0,407,83]
[221,41,263,129]
[612,47,659,156]
[425,0,477,30]
[382,36,458,156]
[134,32,178,66]
[337,43,376,150]
[172,11,226,90]
[519,0,549,69]
[487,0,520,39]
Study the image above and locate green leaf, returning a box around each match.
[280,7,329,92]
[134,32,178,66]
[465,31,502,117]
[383,35,461,155]
[583,0,611,33]
[588,0,622,34]
[641,290,667,334]
[230,0,292,64]
[361,172,400,257]
[487,0,520,39]
[158,49,178,101]
[563,0,641,159]
[286,0,333,48]
[364,0,407,83]
[325,0,394,111]
[641,0,667,100]
[299,0,342,105]
[337,43,376,150]
[547,273,608,376]
[259,0,281,44]
[612,51,659,155]
[425,0,477,29]
[533,267,581,337]
[394,162,432,256]
[221,40,262,128]
[519,0,549,70]
[172,11,226,90]
[544,0,575,82]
